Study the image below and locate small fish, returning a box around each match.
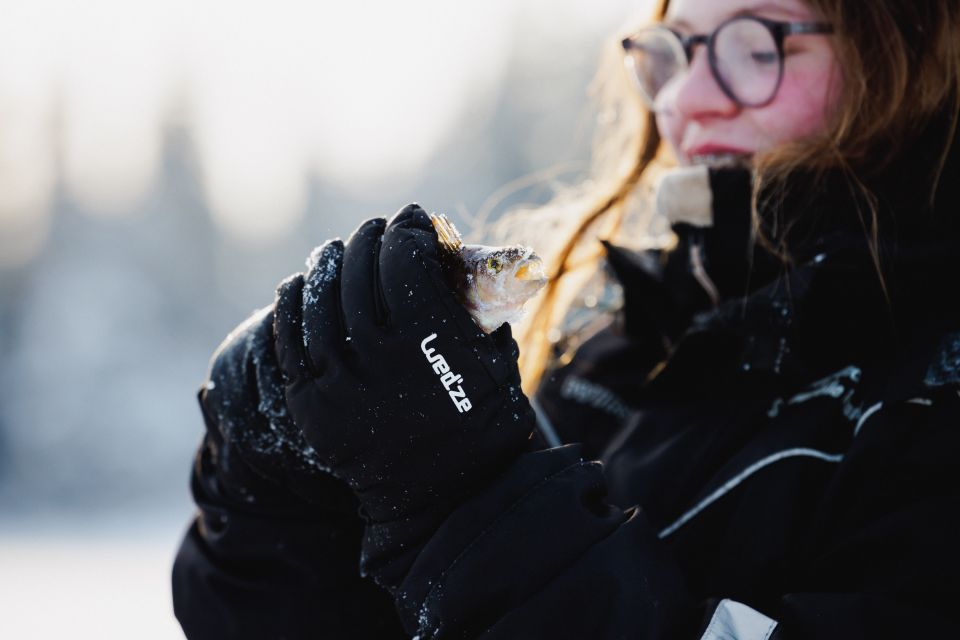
[431,213,547,333]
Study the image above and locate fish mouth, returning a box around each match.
[514,258,546,283]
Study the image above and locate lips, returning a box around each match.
[514,258,546,283]
[685,143,754,158]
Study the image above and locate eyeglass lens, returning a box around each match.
[625,18,782,109]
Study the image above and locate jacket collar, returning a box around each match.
[605,126,960,402]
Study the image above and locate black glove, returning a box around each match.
[199,302,356,512]
[273,204,536,527]
[176,305,409,640]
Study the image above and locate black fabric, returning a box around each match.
[536,167,779,461]
[270,205,536,594]
[172,438,406,640]
[194,303,351,507]
[389,126,960,637]
[172,309,405,638]
[173,119,960,638]
[396,445,692,638]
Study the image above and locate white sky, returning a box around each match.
[0,0,649,260]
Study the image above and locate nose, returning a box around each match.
[657,46,738,120]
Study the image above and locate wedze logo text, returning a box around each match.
[421,333,473,413]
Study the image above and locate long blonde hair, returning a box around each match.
[510,0,960,393]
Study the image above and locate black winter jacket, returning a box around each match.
[174,130,960,638]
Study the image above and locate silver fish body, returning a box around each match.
[431,214,547,333]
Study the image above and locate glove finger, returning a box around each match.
[273,273,311,381]
[302,239,346,374]
[489,322,521,362]
[380,204,523,386]
[252,310,331,472]
[341,217,387,339]
[205,302,273,409]
[378,203,469,329]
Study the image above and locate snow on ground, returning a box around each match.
[0,514,188,639]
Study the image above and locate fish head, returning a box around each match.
[461,244,548,314]
[428,212,547,332]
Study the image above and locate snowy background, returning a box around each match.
[0,0,650,637]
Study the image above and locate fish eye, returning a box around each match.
[486,256,502,273]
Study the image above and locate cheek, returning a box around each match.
[655,111,684,159]
[471,272,496,307]
[749,64,842,145]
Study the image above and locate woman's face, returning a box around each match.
[655,0,842,166]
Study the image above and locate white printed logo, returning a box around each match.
[421,333,473,413]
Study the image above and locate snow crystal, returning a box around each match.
[305,243,342,285]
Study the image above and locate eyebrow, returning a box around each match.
[665,1,815,31]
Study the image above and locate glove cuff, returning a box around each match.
[356,400,536,590]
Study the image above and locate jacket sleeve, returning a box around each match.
[377,444,699,639]
[761,390,959,639]
[369,391,959,639]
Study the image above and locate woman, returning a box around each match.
[173,0,960,637]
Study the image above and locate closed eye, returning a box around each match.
[751,51,778,64]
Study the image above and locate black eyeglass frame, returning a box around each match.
[621,16,834,109]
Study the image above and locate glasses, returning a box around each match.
[621,16,833,109]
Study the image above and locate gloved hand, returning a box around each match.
[272,204,536,526]
[178,306,408,640]
[199,302,356,512]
